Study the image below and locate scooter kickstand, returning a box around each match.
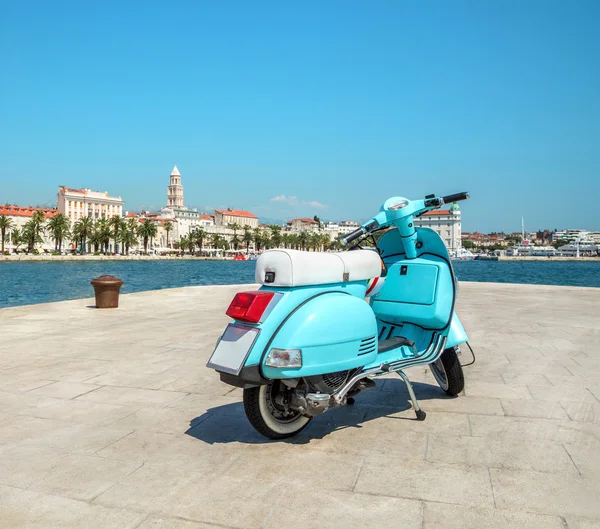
[397,370,426,421]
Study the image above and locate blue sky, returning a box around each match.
[1,0,599,232]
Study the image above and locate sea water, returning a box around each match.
[0,259,598,308]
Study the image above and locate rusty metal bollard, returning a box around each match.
[90,275,124,308]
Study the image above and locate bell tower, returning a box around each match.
[167,165,184,208]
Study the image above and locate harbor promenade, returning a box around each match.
[0,282,599,528]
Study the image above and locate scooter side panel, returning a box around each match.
[262,292,378,379]
[446,313,469,348]
[239,282,370,369]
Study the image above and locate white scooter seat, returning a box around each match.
[255,249,382,287]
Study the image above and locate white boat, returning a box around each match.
[451,248,474,261]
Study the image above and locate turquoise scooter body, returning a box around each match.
[208,192,470,439]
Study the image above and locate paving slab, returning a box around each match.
[0,281,599,527]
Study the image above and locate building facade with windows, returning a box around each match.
[413,203,462,253]
[286,218,320,232]
[0,205,58,251]
[57,186,123,223]
[214,209,259,229]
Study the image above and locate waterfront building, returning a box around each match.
[214,209,259,229]
[167,165,184,208]
[57,186,123,223]
[321,220,361,241]
[286,218,320,232]
[0,205,58,251]
[413,204,461,252]
[159,165,213,239]
[553,229,600,244]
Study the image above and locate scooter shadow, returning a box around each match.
[185,379,457,445]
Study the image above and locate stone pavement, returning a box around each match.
[0,282,599,529]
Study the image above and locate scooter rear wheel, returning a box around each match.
[243,383,312,440]
[430,347,465,396]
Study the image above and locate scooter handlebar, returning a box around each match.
[341,227,366,245]
[442,192,470,204]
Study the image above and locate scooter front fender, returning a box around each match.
[446,312,468,349]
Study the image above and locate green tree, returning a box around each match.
[462,240,476,249]
[552,239,573,249]
[243,226,253,254]
[109,215,124,253]
[270,225,282,248]
[210,233,219,248]
[0,214,14,253]
[163,221,173,248]
[192,227,206,253]
[25,210,46,252]
[178,234,190,254]
[94,218,111,253]
[9,228,21,252]
[298,231,308,251]
[120,221,138,255]
[88,226,103,253]
[313,215,322,229]
[75,216,93,253]
[22,220,44,252]
[47,213,71,252]
[253,228,263,252]
[138,220,158,254]
[281,233,290,249]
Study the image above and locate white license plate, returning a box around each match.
[207,324,260,375]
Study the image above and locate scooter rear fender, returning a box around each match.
[223,282,374,380]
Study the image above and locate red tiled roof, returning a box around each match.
[125,212,138,218]
[0,205,58,219]
[421,210,451,216]
[199,214,213,221]
[287,218,319,224]
[215,209,258,219]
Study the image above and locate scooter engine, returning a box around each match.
[305,370,350,393]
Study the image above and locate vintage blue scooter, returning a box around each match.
[208,192,470,439]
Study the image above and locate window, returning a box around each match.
[446,230,451,236]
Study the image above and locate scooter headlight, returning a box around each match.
[266,348,302,368]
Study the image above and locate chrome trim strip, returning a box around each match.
[333,333,448,404]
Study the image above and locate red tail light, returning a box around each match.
[226,291,275,323]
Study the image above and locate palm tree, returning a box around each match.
[163,221,173,248]
[270,225,282,248]
[22,220,43,252]
[178,234,190,254]
[262,230,271,250]
[210,233,221,252]
[0,214,13,253]
[281,233,290,249]
[298,231,308,251]
[74,216,93,253]
[192,227,206,253]
[109,215,124,253]
[138,220,157,254]
[229,223,240,251]
[88,227,103,253]
[10,228,21,252]
[47,213,71,252]
[243,227,253,254]
[25,210,46,252]
[253,228,263,252]
[120,223,138,255]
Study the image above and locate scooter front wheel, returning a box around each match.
[243,383,312,440]
[429,347,465,396]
